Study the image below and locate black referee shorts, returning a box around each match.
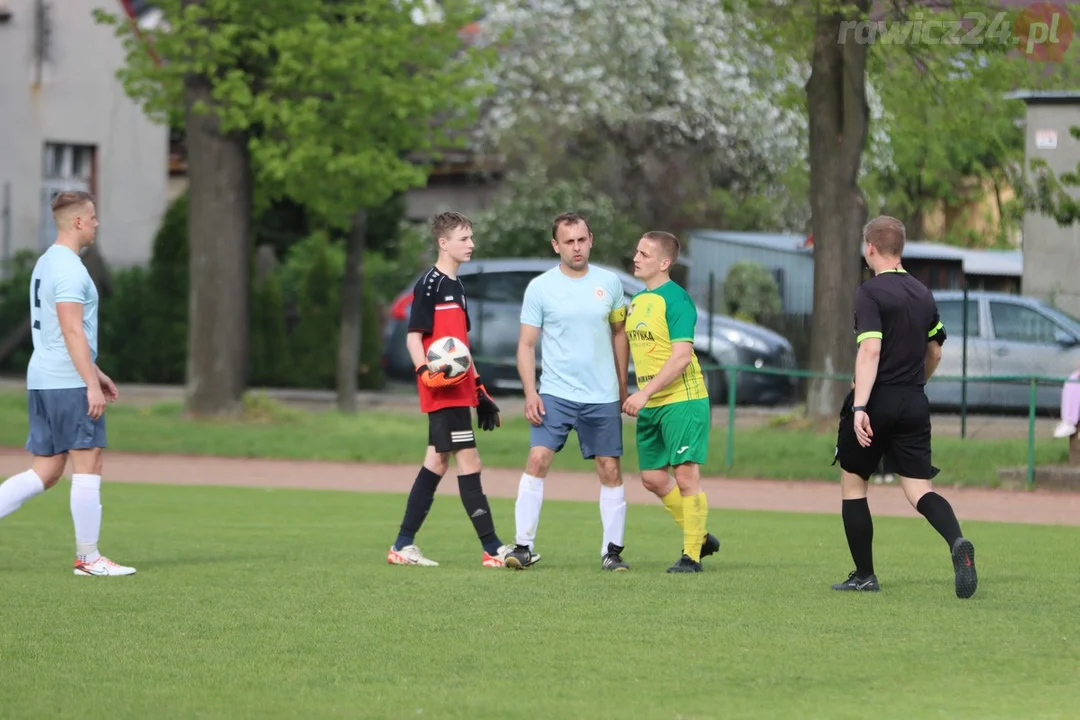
[835,387,934,481]
[428,406,476,453]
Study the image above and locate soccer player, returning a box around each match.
[387,212,511,568]
[503,212,631,572]
[832,215,977,599]
[0,191,135,576]
[622,231,720,574]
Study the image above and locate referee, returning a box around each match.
[832,216,977,599]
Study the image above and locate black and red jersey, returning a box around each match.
[408,266,477,413]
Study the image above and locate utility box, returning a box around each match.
[1006,90,1080,316]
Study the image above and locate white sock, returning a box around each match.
[515,473,544,549]
[71,474,102,563]
[600,484,627,556]
[0,469,45,519]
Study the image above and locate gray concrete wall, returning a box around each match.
[1022,101,1080,316]
[0,1,167,269]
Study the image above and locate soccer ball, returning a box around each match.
[426,336,472,378]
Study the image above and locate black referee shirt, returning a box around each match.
[852,269,946,388]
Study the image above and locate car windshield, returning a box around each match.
[1045,305,1080,334]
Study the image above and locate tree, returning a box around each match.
[97,0,491,413]
[863,36,1080,246]
[470,0,811,233]
[800,0,872,419]
[469,163,641,266]
[1024,125,1080,225]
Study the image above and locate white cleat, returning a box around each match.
[1053,421,1077,439]
[387,545,439,566]
[483,544,514,568]
[73,556,137,577]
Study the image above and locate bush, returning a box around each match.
[470,163,642,267]
[0,251,38,374]
[282,231,343,389]
[249,269,290,387]
[722,260,782,324]
[95,191,398,391]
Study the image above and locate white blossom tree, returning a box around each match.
[468,0,812,232]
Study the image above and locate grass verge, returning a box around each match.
[0,391,1067,486]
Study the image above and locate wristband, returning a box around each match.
[852,405,867,412]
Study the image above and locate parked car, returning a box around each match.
[381,258,798,406]
[927,290,1080,413]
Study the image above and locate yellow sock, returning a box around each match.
[682,492,708,562]
[661,486,685,528]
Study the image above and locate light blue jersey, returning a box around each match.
[521,264,627,404]
[27,245,99,390]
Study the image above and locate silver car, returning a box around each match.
[927,290,1080,413]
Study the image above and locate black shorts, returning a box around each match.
[835,387,934,481]
[428,406,476,453]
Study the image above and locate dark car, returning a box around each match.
[382,258,797,406]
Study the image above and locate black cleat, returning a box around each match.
[602,542,630,571]
[951,537,977,599]
[700,533,720,559]
[831,570,880,592]
[504,544,541,570]
[666,554,703,573]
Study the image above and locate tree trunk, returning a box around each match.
[336,210,367,413]
[804,0,871,419]
[182,72,252,416]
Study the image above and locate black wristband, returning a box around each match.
[852,405,867,412]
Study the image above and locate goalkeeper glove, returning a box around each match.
[475,380,501,431]
[416,364,466,389]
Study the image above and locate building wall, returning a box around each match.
[0,0,167,269]
[686,235,815,314]
[1022,101,1080,316]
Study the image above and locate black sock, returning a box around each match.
[394,466,442,550]
[916,492,963,547]
[458,472,501,555]
[842,498,875,577]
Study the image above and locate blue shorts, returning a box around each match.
[530,394,622,459]
[25,388,107,457]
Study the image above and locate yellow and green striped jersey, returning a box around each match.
[626,281,708,408]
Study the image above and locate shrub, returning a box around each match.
[722,260,782,324]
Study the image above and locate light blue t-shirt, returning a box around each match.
[27,245,99,390]
[520,265,627,404]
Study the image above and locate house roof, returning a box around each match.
[688,230,812,255]
[689,231,1022,277]
[1003,90,1080,105]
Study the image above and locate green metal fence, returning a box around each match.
[696,361,1079,489]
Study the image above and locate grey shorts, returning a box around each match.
[25,388,107,457]
[530,394,622,459]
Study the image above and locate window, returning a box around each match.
[989,302,1062,344]
[461,271,540,303]
[937,299,980,337]
[39,142,96,249]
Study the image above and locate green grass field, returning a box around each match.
[2,483,1078,719]
[0,392,1067,486]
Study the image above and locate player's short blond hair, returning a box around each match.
[642,231,681,262]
